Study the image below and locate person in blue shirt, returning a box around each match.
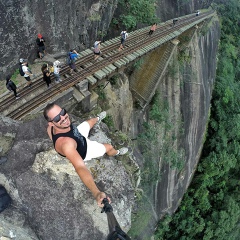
[68,49,79,74]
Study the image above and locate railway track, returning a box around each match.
[0,10,214,120]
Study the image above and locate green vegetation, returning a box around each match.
[178,49,191,64]
[155,1,240,239]
[118,0,158,29]
[95,85,107,100]
[108,74,119,86]
[10,68,20,83]
[129,93,185,238]
[102,115,114,131]
[94,84,111,110]
[137,93,185,187]
[168,60,178,78]
[89,13,101,22]
[97,30,107,38]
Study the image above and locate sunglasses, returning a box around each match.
[50,108,67,123]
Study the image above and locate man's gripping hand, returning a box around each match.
[95,191,111,207]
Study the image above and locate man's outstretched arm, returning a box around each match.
[62,142,107,206]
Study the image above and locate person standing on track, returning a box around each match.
[148,23,157,36]
[36,33,46,59]
[41,63,52,89]
[93,40,101,61]
[6,75,20,100]
[53,60,62,83]
[43,103,128,206]
[21,59,33,88]
[118,30,128,51]
[172,18,178,26]
[68,49,79,74]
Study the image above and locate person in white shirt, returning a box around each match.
[93,41,101,61]
[21,59,33,88]
[53,60,62,83]
[119,30,128,51]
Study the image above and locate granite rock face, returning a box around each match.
[124,19,220,239]
[0,1,221,239]
[0,116,134,240]
[0,0,118,79]
[156,0,207,21]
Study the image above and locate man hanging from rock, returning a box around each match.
[43,103,128,206]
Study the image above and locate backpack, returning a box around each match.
[7,80,17,90]
[0,185,11,213]
[19,64,24,76]
[121,31,126,39]
[66,52,74,65]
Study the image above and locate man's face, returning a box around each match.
[47,105,71,129]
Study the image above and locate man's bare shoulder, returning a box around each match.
[55,136,76,156]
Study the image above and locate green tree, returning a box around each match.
[118,0,158,29]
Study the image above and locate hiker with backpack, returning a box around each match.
[67,49,79,74]
[20,58,33,88]
[196,10,200,16]
[6,75,20,99]
[93,41,101,61]
[119,30,128,51]
[36,33,46,59]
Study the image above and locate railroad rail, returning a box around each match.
[0,10,215,120]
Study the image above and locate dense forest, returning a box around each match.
[155,0,240,239]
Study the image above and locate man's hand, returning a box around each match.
[95,191,111,207]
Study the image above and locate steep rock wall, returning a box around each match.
[0,0,213,80]
[0,0,118,79]
[124,19,220,239]
[0,115,135,239]
[0,1,220,239]
[157,0,209,21]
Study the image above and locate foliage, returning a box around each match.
[97,30,107,38]
[108,74,118,85]
[137,93,185,188]
[112,18,119,25]
[94,84,109,109]
[102,115,114,130]
[89,13,101,21]
[95,85,106,100]
[118,0,158,29]
[178,49,191,64]
[155,1,240,239]
[128,198,153,238]
[10,68,20,85]
[168,60,178,78]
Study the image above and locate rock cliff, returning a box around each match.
[0,115,135,239]
[0,1,220,240]
[0,0,118,79]
[125,18,220,239]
